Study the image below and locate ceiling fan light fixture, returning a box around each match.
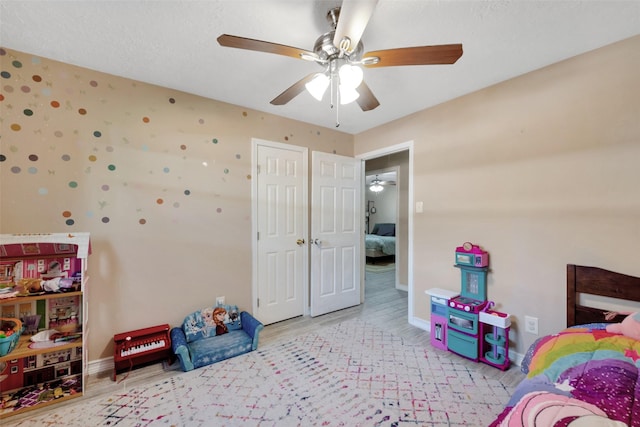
[369,180,384,193]
[369,174,384,192]
[338,63,363,89]
[305,73,330,101]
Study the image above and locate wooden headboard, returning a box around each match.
[567,264,640,326]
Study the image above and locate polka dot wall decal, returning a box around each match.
[4,85,14,93]
[224,168,229,174]
[156,198,164,205]
[180,144,186,150]
[247,174,251,180]
[93,131,102,137]
[12,60,22,68]
[142,116,150,123]
[242,111,247,117]
[31,57,40,65]
[212,138,218,144]
[32,75,42,82]
[66,219,75,226]
[107,164,116,171]
[0,155,6,162]
[284,136,289,141]
[90,80,98,87]
[0,94,4,101]
[0,48,5,55]
[199,118,205,124]
[163,167,170,173]
[54,131,63,138]
[62,211,72,218]
[62,155,71,161]
[236,154,241,159]
[139,219,147,225]
[101,185,110,191]
[106,146,114,153]
[11,166,21,173]
[173,202,180,208]
[28,167,37,174]
[169,98,175,104]
[51,100,60,108]
[217,208,222,213]
[28,154,38,161]
[42,88,51,96]
[88,155,97,162]
[21,86,31,93]
[184,190,190,195]
[101,217,110,224]
[1,71,11,79]
[69,181,78,188]
[24,109,33,116]
[78,108,87,115]
[38,188,48,195]
[10,146,17,153]
[10,124,21,131]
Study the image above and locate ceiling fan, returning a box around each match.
[217,0,463,117]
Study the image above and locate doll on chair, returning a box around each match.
[604,311,640,341]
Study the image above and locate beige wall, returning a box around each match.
[2,34,639,363]
[0,47,353,361]
[355,35,640,353]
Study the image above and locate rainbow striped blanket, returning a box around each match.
[490,324,640,426]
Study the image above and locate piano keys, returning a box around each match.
[113,324,172,381]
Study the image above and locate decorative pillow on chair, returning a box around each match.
[214,304,242,331]
[182,307,218,343]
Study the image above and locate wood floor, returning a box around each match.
[6,267,525,423]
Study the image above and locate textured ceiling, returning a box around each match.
[1,1,639,134]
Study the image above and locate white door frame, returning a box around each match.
[356,141,415,324]
[251,138,309,318]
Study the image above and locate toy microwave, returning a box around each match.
[455,242,489,267]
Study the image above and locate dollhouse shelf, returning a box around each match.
[0,334,82,363]
[0,233,90,419]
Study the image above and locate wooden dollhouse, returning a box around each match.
[0,233,90,418]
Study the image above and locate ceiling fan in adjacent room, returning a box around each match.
[217,0,463,126]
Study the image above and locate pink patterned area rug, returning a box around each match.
[7,319,514,426]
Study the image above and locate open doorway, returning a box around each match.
[363,150,410,294]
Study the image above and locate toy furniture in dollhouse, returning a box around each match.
[0,233,90,419]
[479,308,511,370]
[426,288,459,351]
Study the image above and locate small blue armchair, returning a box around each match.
[170,306,263,372]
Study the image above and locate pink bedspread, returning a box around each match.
[490,324,640,426]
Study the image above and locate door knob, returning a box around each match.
[312,238,321,247]
[296,238,305,246]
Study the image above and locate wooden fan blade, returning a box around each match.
[333,0,379,54]
[217,34,314,60]
[270,73,318,105]
[363,44,463,68]
[356,81,380,111]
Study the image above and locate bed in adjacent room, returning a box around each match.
[490,264,640,426]
[365,223,395,263]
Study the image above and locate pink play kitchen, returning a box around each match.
[427,242,511,370]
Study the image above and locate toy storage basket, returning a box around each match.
[0,317,23,357]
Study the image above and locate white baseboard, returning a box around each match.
[88,356,113,376]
